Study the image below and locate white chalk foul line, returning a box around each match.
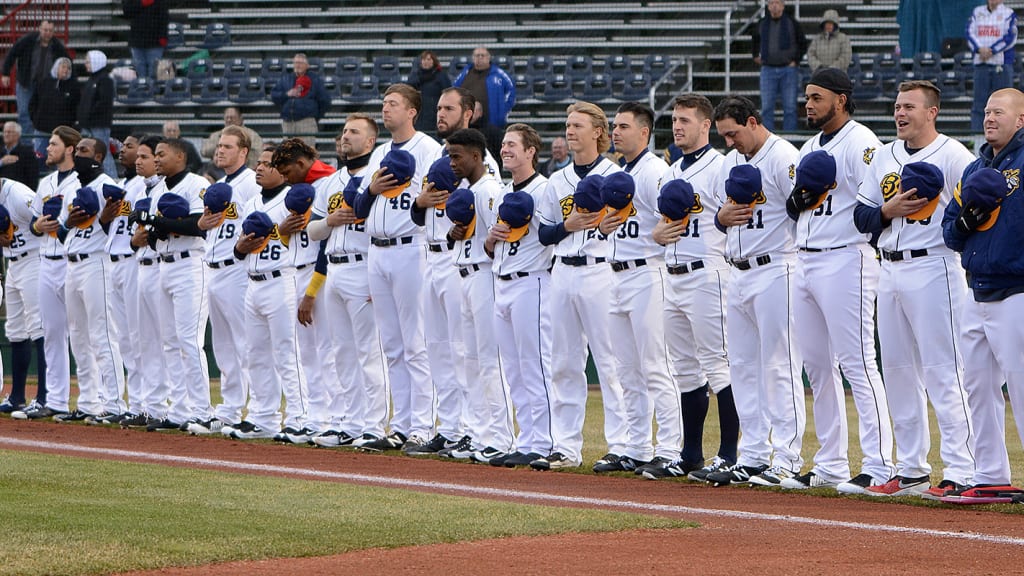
[3,435,1023,546]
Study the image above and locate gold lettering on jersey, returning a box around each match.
[788,164,796,180]
[224,203,239,219]
[489,197,494,211]
[327,192,344,214]
[1004,169,1019,196]
[268,225,282,241]
[863,147,876,165]
[753,190,767,205]
[118,200,131,216]
[881,172,900,201]
[953,180,963,204]
[691,193,705,214]
[559,196,575,220]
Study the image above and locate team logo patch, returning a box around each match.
[691,193,705,214]
[788,164,796,180]
[118,200,131,216]
[1004,168,1020,196]
[327,192,344,214]
[224,203,239,219]
[881,172,901,201]
[752,190,767,205]
[559,195,575,221]
[268,225,282,241]
[863,147,876,165]
[488,197,494,211]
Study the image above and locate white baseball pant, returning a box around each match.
[38,257,71,411]
[244,271,302,433]
[423,248,468,441]
[293,264,331,431]
[65,256,124,415]
[136,261,170,418]
[664,265,731,395]
[108,257,141,414]
[157,256,211,423]
[207,263,250,426]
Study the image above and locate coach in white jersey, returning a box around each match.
[189,126,258,436]
[0,176,44,415]
[705,95,806,488]
[307,114,388,449]
[145,138,212,431]
[854,80,975,497]
[352,83,441,452]
[779,68,894,492]
[650,93,738,482]
[485,123,556,468]
[531,101,628,471]
[594,101,679,477]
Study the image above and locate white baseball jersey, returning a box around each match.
[663,146,727,266]
[358,132,442,239]
[61,173,116,256]
[287,175,331,268]
[0,178,40,257]
[796,121,881,248]
[491,173,552,276]
[313,168,370,256]
[610,150,668,262]
[453,174,501,267]
[717,134,799,260]
[856,135,974,252]
[202,167,259,263]
[537,158,621,258]
[422,148,501,243]
[150,172,207,257]
[128,176,162,263]
[107,174,143,256]
[33,169,82,258]
[240,186,295,275]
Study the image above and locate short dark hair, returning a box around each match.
[138,135,163,153]
[345,112,380,140]
[713,95,761,126]
[898,80,941,109]
[616,101,654,131]
[159,138,190,157]
[271,137,318,167]
[445,128,487,159]
[505,123,542,169]
[673,93,715,121]
[384,83,422,117]
[441,86,476,114]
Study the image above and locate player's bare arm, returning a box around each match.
[652,217,685,245]
[880,187,930,220]
[716,200,754,227]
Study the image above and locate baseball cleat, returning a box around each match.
[85,412,122,426]
[403,433,453,456]
[120,413,158,429]
[438,435,475,460]
[593,454,648,473]
[748,466,796,487]
[780,470,840,490]
[687,456,735,482]
[470,446,507,464]
[836,473,882,495]
[865,475,931,497]
[312,430,356,448]
[54,409,92,423]
[146,418,185,432]
[358,431,407,452]
[187,418,226,435]
[639,457,705,480]
[275,426,315,445]
[705,463,768,487]
[228,420,277,440]
[400,435,429,455]
[529,452,581,471]
[921,479,966,501]
[939,484,1024,505]
[0,396,26,414]
[490,451,542,468]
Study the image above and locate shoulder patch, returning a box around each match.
[327,192,344,214]
[559,195,574,221]
[224,202,239,219]
[863,147,876,165]
[880,172,900,201]
[691,193,705,214]
[788,164,796,180]
[1004,168,1019,196]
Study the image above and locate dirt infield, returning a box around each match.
[3,419,1023,575]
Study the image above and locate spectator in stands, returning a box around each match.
[409,50,450,137]
[163,119,203,174]
[30,57,78,144]
[1,20,68,138]
[752,0,807,131]
[0,121,39,189]
[967,0,1018,131]
[469,100,504,167]
[200,106,262,168]
[77,50,117,178]
[122,0,169,80]
[807,9,852,72]
[454,46,516,129]
[270,53,331,149]
[540,136,571,177]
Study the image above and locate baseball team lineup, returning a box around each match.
[2,66,1024,506]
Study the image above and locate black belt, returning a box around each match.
[295,263,311,271]
[207,258,235,269]
[730,254,772,271]
[428,241,454,253]
[459,264,481,278]
[667,260,705,275]
[560,256,606,267]
[249,270,283,281]
[160,251,191,263]
[497,271,534,281]
[610,258,647,272]
[139,258,156,266]
[329,254,364,264]
[8,252,29,262]
[881,248,929,262]
[44,255,64,260]
[799,245,847,253]
[67,253,90,263]
[370,236,414,247]
[110,254,131,262]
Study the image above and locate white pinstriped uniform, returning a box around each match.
[794,121,894,483]
[0,178,41,400]
[536,157,628,463]
[716,134,805,472]
[107,174,141,415]
[856,135,976,483]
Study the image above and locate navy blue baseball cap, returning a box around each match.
[961,167,1011,231]
[0,203,12,236]
[725,164,762,206]
[242,210,275,238]
[901,162,944,220]
[134,197,151,214]
[794,150,837,210]
[601,171,636,220]
[446,187,476,239]
[426,156,459,194]
[658,179,697,223]
[498,191,534,243]
[72,187,100,228]
[157,193,191,219]
[574,174,606,215]
[42,195,63,220]
[102,183,126,202]
[285,183,315,215]
[379,148,416,198]
[341,175,365,224]
[203,182,233,214]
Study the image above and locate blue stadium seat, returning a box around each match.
[261,57,285,81]
[876,51,901,87]
[335,56,363,82]
[321,74,341,100]
[349,75,380,103]
[526,55,553,76]
[953,50,975,73]
[937,70,965,100]
[305,57,323,75]
[513,74,534,98]
[493,55,516,75]
[644,54,669,80]
[538,73,573,102]
[119,77,154,105]
[373,56,402,84]
[200,23,231,50]
[448,55,470,80]
[186,58,211,81]
[620,73,652,101]
[913,51,942,83]
[232,77,265,104]
[156,77,191,105]
[194,77,228,104]
[565,55,593,82]
[224,58,251,82]
[580,73,613,101]
[166,22,185,49]
[847,53,863,77]
[852,70,882,101]
[604,55,632,82]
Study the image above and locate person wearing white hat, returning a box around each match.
[77,50,117,178]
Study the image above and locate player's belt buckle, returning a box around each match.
[249,270,284,282]
[730,254,772,270]
[881,248,928,262]
[67,253,91,263]
[329,254,364,264]
[667,260,705,275]
[498,271,532,281]
[110,254,130,262]
[459,264,481,278]
[207,258,235,269]
[370,236,414,248]
[610,258,647,272]
[428,241,454,252]
[560,256,607,267]
[7,251,29,262]
[139,258,156,266]
[799,245,847,253]
[160,250,191,263]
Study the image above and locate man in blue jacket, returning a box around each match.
[271,53,331,148]
[453,47,515,129]
[941,87,1024,504]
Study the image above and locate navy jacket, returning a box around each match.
[270,72,331,122]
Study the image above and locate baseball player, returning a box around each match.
[306,114,388,448]
[0,176,45,416]
[352,83,441,451]
[12,126,81,421]
[190,126,259,435]
[595,102,680,477]
[854,80,975,497]
[704,96,806,487]
[649,93,738,482]
[227,146,305,440]
[443,128,514,463]
[941,89,1024,503]
[144,138,212,431]
[781,68,894,491]
[531,101,629,471]
[484,123,556,468]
